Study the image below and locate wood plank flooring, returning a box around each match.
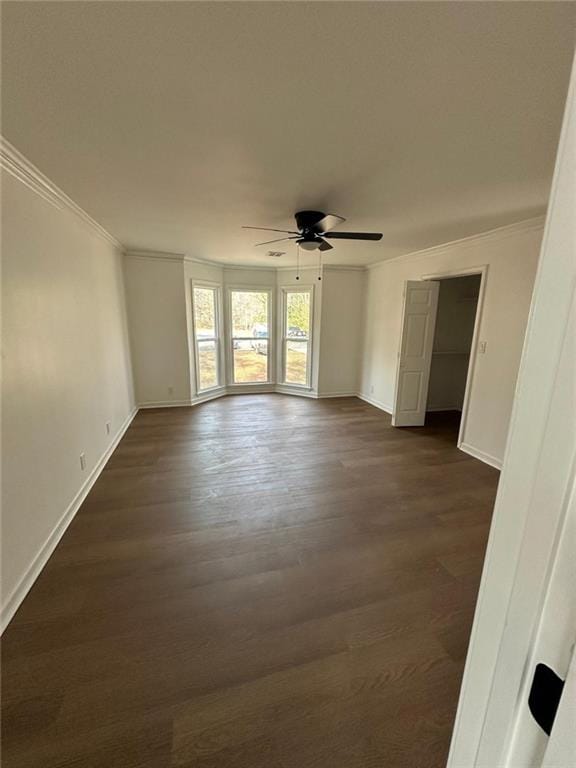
[1,396,499,768]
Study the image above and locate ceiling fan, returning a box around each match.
[242,210,383,251]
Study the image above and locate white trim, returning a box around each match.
[276,264,366,273]
[275,385,317,399]
[137,388,229,409]
[420,264,488,281]
[317,391,358,399]
[356,392,393,414]
[1,140,544,274]
[225,384,276,395]
[0,137,122,249]
[0,407,138,634]
[125,245,346,273]
[193,387,227,404]
[459,442,503,471]
[126,249,186,263]
[125,221,545,272]
[367,216,546,271]
[138,399,194,409]
[216,261,277,272]
[420,265,488,449]
[138,386,326,406]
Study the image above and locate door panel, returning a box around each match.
[398,371,422,411]
[392,280,439,427]
[405,314,428,357]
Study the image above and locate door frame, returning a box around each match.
[419,264,488,448]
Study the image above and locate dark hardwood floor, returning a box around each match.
[1,396,499,768]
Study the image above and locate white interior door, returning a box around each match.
[392,280,439,427]
[504,473,576,767]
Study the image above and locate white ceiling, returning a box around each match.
[2,2,575,267]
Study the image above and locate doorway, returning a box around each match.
[391,267,485,442]
[425,275,481,442]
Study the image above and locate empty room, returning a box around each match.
[2,3,575,767]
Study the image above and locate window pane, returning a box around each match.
[231,291,268,338]
[193,287,216,338]
[286,292,310,338]
[285,340,308,385]
[197,340,218,390]
[233,341,268,383]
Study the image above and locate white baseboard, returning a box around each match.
[138,388,230,409]
[1,406,138,634]
[226,384,276,396]
[138,386,321,406]
[275,385,317,399]
[356,392,393,414]
[194,388,227,404]
[138,399,194,408]
[317,391,358,399]
[459,441,503,470]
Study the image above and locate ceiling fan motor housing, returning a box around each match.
[295,210,327,234]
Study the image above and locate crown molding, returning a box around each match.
[3,136,543,273]
[277,264,366,273]
[126,251,368,273]
[125,249,186,263]
[367,215,546,270]
[210,261,276,272]
[0,137,122,249]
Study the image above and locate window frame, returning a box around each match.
[280,286,313,389]
[191,281,223,394]
[227,286,274,386]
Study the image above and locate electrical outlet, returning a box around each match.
[106,421,111,435]
[168,386,174,395]
[370,384,374,394]
[79,453,86,471]
[478,341,487,355]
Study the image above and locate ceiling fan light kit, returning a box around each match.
[243,210,383,280]
[298,239,321,251]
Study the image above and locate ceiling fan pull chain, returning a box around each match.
[317,250,322,281]
[296,243,300,281]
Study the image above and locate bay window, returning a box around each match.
[281,288,312,387]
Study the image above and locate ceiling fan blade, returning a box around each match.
[318,239,333,251]
[310,214,346,234]
[243,226,299,234]
[324,232,383,241]
[254,236,298,246]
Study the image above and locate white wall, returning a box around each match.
[124,255,192,406]
[318,269,365,396]
[2,169,135,627]
[427,275,481,412]
[360,221,544,465]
